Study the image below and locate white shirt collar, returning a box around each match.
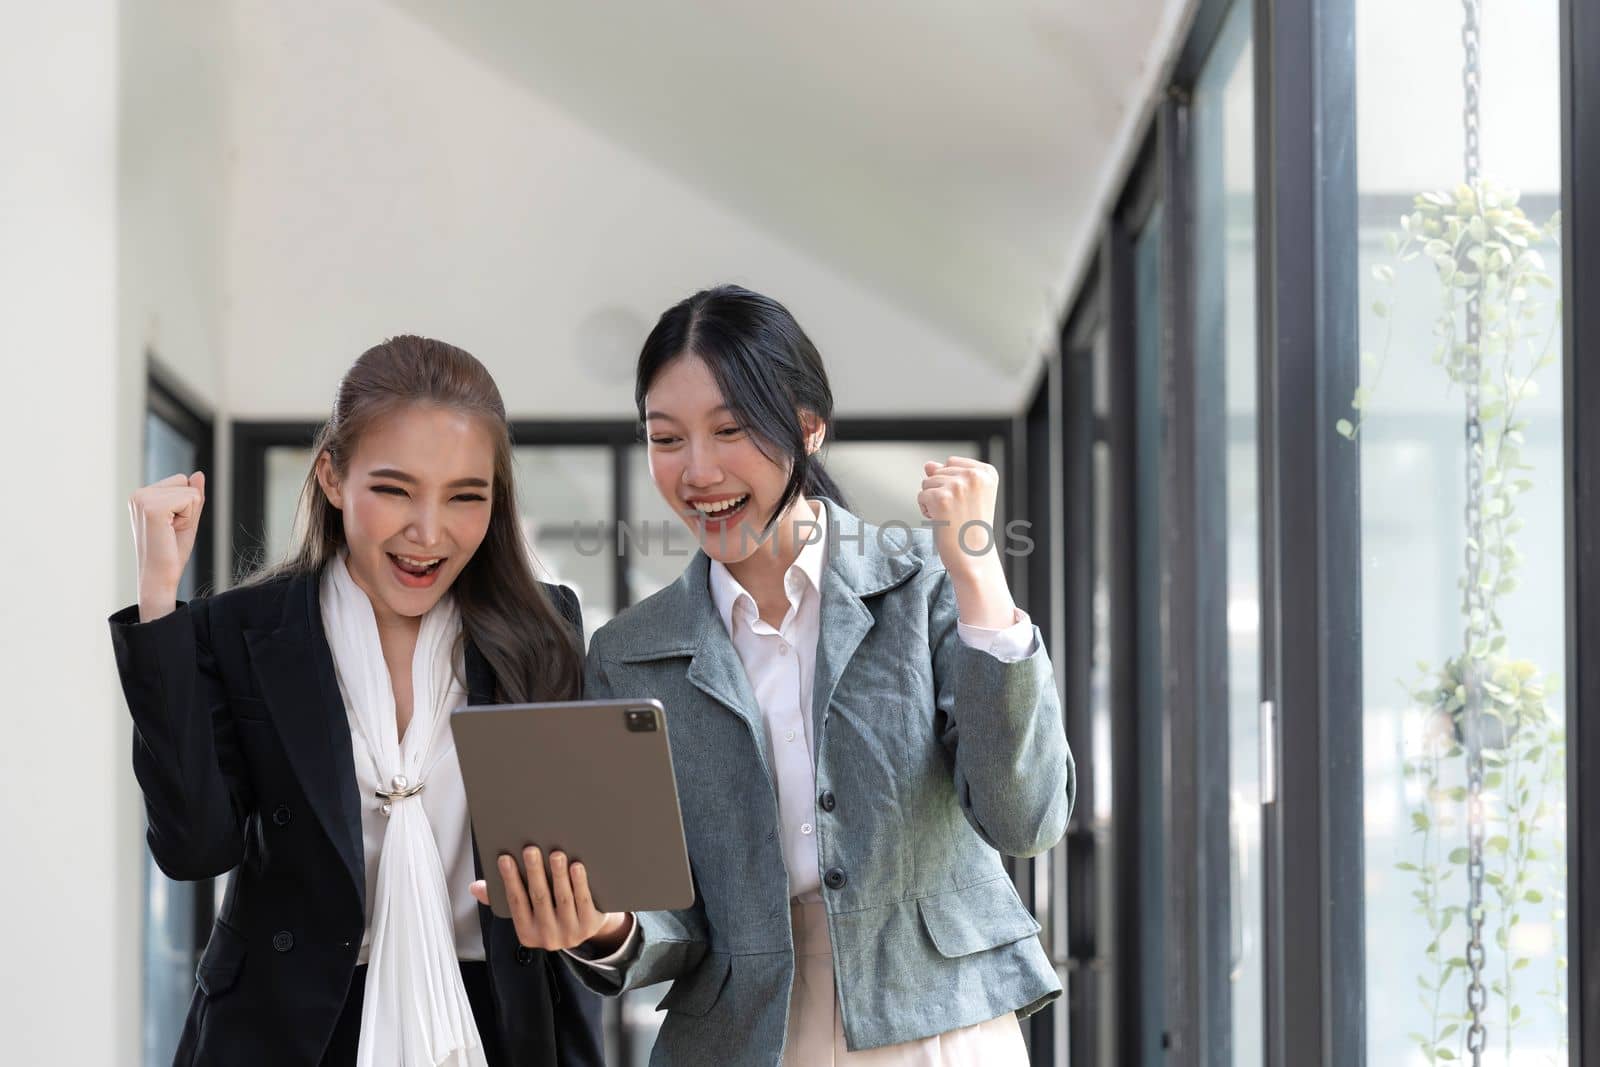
[709,499,828,634]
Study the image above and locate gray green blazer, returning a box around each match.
[573,505,1074,1064]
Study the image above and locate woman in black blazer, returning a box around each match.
[110,337,603,1067]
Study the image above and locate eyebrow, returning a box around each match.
[368,468,490,489]
[643,405,732,423]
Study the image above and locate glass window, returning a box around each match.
[1090,331,1118,1064]
[626,438,993,608]
[142,408,203,1067]
[1353,2,1567,1063]
[263,446,314,567]
[626,444,700,606]
[511,445,615,636]
[1194,4,1262,1063]
[1132,202,1168,1067]
[261,445,617,634]
[825,440,988,529]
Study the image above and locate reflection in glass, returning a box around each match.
[1090,433,1117,1062]
[1195,3,1262,1062]
[1354,2,1567,1062]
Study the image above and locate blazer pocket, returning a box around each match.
[655,951,731,1017]
[231,696,271,725]
[195,916,247,997]
[916,876,1042,959]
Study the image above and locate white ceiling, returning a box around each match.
[392,0,1193,389]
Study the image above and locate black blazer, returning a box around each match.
[109,572,604,1067]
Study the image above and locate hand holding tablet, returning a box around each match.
[468,845,634,954]
[451,698,694,951]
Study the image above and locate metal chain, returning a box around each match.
[1459,1,1489,1062]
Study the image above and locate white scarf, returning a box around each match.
[321,556,488,1067]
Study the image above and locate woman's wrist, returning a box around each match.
[585,911,634,955]
[137,588,179,623]
[946,554,1016,630]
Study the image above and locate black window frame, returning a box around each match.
[141,363,217,1066]
[1562,0,1600,1056]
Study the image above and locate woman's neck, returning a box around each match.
[725,495,819,612]
[341,555,423,737]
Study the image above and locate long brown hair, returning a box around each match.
[252,335,581,702]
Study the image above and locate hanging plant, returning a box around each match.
[1340,179,1565,1065]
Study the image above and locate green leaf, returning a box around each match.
[1336,418,1355,439]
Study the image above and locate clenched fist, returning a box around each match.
[917,456,1016,629]
[129,472,205,622]
[917,457,1001,575]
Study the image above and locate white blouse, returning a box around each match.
[326,626,485,963]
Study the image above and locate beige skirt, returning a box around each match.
[781,899,1030,1067]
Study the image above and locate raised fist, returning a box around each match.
[129,472,205,621]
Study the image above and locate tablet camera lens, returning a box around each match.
[625,708,658,732]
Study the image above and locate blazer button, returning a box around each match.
[515,945,536,966]
[823,867,847,891]
[272,930,295,953]
[819,790,836,813]
[271,805,292,827]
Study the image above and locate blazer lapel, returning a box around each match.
[812,562,875,754]
[810,504,925,759]
[619,554,770,774]
[243,573,366,907]
[464,640,496,706]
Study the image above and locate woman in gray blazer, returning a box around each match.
[474,285,1075,1065]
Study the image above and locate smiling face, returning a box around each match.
[316,403,497,625]
[643,355,818,567]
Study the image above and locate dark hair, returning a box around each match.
[252,335,581,703]
[636,285,848,529]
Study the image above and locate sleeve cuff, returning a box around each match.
[956,608,1038,663]
[561,915,641,975]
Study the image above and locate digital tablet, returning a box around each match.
[449,698,694,919]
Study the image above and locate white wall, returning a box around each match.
[0,2,139,1061]
[221,0,1014,421]
[120,0,233,581]
[120,0,230,409]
